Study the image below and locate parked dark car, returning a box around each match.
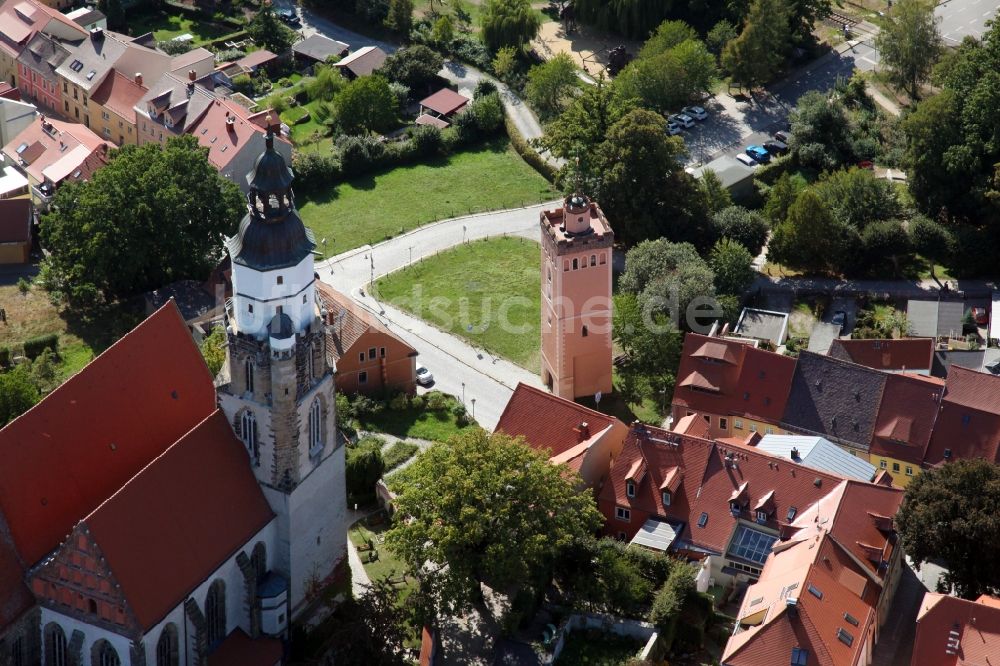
[278,8,300,24]
[774,130,791,143]
[763,139,789,155]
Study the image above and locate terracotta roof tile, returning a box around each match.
[829,338,934,372]
[0,199,30,243]
[496,383,620,459]
[2,115,112,186]
[912,593,1000,666]
[924,366,1000,465]
[82,410,274,631]
[869,373,943,464]
[316,280,416,366]
[419,88,469,116]
[334,46,387,77]
[672,333,796,423]
[0,302,217,567]
[90,68,147,123]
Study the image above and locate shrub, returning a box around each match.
[0,347,10,368]
[474,78,498,99]
[293,152,341,193]
[410,124,444,157]
[23,333,58,361]
[388,392,410,410]
[336,135,387,177]
[505,115,556,182]
[346,439,385,499]
[16,277,29,295]
[471,91,504,134]
[424,391,450,411]
[157,39,193,55]
[383,441,419,471]
[215,48,246,62]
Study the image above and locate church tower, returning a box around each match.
[218,130,346,616]
[540,193,614,400]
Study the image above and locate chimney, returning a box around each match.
[786,597,799,619]
[226,113,235,131]
[188,69,197,82]
[577,421,590,442]
[134,72,143,87]
[90,27,104,41]
[791,447,800,460]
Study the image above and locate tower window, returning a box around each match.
[276,275,283,285]
[380,347,386,358]
[303,294,307,304]
[572,258,578,270]
[582,326,588,337]
[368,347,376,359]
[359,352,365,363]
[248,303,254,313]
[309,397,323,456]
[359,371,368,384]
[276,305,283,315]
[244,359,254,394]
[241,411,259,465]
[590,254,596,266]
[599,254,606,265]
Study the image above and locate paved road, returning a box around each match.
[937,0,999,44]
[317,204,556,431]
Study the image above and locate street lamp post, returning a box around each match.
[471,398,476,420]
[461,382,465,405]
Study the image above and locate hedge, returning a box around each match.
[505,115,557,183]
[0,347,10,368]
[23,333,58,361]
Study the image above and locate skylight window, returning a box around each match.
[844,612,859,627]
[15,143,27,154]
[808,584,823,599]
[86,70,96,80]
[787,506,798,522]
[70,60,83,72]
[728,525,778,564]
[791,647,809,665]
[697,512,708,528]
[836,628,854,647]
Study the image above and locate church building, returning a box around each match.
[0,133,346,665]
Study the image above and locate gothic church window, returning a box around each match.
[205,579,227,648]
[245,359,255,394]
[241,411,259,465]
[45,623,66,666]
[156,624,179,666]
[309,398,323,456]
[92,640,120,666]
[251,542,267,581]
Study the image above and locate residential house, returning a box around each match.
[907,299,964,339]
[292,34,349,71]
[923,364,1000,468]
[15,32,67,114]
[0,0,86,88]
[671,333,797,439]
[722,481,904,666]
[416,88,469,128]
[0,302,290,666]
[63,6,106,31]
[333,45,387,79]
[733,433,878,482]
[87,68,145,145]
[780,351,888,457]
[829,338,935,375]
[0,92,35,144]
[1,113,111,204]
[316,280,418,395]
[0,197,31,262]
[868,372,943,487]
[214,50,279,88]
[598,422,846,583]
[496,382,629,488]
[911,593,1000,666]
[732,307,789,348]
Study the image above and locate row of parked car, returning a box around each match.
[666,106,709,135]
[736,131,790,166]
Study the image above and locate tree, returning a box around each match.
[788,90,852,168]
[710,238,756,296]
[480,0,541,53]
[616,38,716,113]
[200,326,227,377]
[40,136,242,304]
[875,0,942,98]
[698,169,732,214]
[0,366,39,427]
[98,0,124,30]
[706,20,737,57]
[648,561,697,630]
[763,172,805,225]
[613,293,682,407]
[346,437,386,500]
[492,46,518,79]
[713,206,769,256]
[247,3,297,52]
[768,189,854,274]
[619,239,717,331]
[722,0,791,90]
[386,430,602,612]
[385,0,414,36]
[432,14,455,45]
[594,109,712,249]
[379,45,444,92]
[637,20,698,60]
[812,167,901,230]
[898,460,1000,598]
[909,214,954,277]
[861,220,913,275]
[335,75,398,134]
[525,53,579,116]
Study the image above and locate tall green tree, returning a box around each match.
[768,189,854,274]
[0,366,39,427]
[385,0,415,36]
[788,90,853,169]
[812,167,901,230]
[619,239,717,331]
[698,169,732,213]
[709,237,756,296]
[713,206,769,255]
[875,0,942,98]
[480,0,541,53]
[897,459,1000,598]
[616,38,716,113]
[763,172,806,225]
[612,293,682,408]
[98,0,125,30]
[379,45,444,92]
[386,430,603,612]
[334,75,398,134]
[909,214,954,278]
[525,53,579,116]
[40,136,242,304]
[637,20,698,60]
[706,20,737,57]
[247,3,298,52]
[722,0,791,90]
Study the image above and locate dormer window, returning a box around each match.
[756,510,769,524]
[787,506,797,522]
[729,500,742,516]
[662,491,671,506]
[626,480,635,498]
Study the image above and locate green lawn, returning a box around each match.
[375,237,541,370]
[554,629,644,665]
[127,11,232,44]
[298,139,557,257]
[349,519,413,584]
[358,398,478,442]
[383,441,420,472]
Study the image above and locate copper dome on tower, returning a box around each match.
[246,131,293,192]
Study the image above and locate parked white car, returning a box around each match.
[735,152,757,166]
[666,121,681,136]
[670,113,695,129]
[416,364,434,386]
[683,106,708,121]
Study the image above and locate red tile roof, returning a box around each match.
[316,280,417,365]
[829,338,934,372]
[496,383,620,459]
[185,98,288,170]
[0,302,217,567]
[0,199,30,243]
[0,82,19,100]
[90,69,147,124]
[672,333,796,424]
[207,629,283,666]
[912,592,1000,666]
[869,372,943,464]
[81,410,274,631]
[924,365,1000,466]
[419,88,469,117]
[236,49,277,70]
[1,115,111,186]
[0,0,86,59]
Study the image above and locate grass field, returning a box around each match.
[127,11,232,44]
[375,237,541,370]
[358,395,478,442]
[298,139,557,257]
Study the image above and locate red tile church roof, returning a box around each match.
[0,301,216,567]
[913,593,1000,666]
[82,410,274,631]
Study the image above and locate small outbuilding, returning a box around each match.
[292,34,350,70]
[418,88,470,121]
[333,46,387,79]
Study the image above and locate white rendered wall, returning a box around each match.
[231,256,315,337]
[40,608,132,666]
